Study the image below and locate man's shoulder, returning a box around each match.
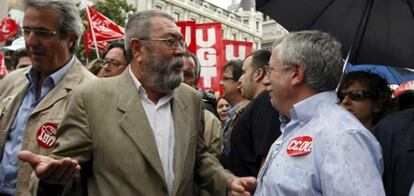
[0,67,30,92]
[372,108,414,139]
[68,59,97,82]
[175,83,201,99]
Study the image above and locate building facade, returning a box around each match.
[126,0,263,49]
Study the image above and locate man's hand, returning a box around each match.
[227,176,257,196]
[18,150,80,184]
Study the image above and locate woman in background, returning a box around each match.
[216,97,230,126]
[337,71,396,129]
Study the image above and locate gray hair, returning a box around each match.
[277,30,343,92]
[124,10,175,62]
[23,0,83,54]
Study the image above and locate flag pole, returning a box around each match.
[84,0,100,59]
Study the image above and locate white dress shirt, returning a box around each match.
[129,67,175,195]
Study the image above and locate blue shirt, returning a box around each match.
[222,101,245,155]
[255,91,385,196]
[0,56,74,195]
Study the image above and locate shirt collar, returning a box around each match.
[227,101,244,118]
[128,66,174,105]
[290,91,338,123]
[25,55,75,86]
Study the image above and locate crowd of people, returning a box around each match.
[0,0,413,196]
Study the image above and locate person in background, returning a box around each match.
[11,50,31,69]
[253,30,384,195]
[216,97,230,126]
[182,50,218,116]
[182,51,223,196]
[182,50,222,158]
[18,10,254,196]
[96,41,128,77]
[1,37,27,72]
[372,108,414,196]
[85,58,103,76]
[219,59,249,167]
[0,0,95,195]
[395,90,414,111]
[337,71,396,129]
[226,49,281,177]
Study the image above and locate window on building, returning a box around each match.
[232,33,237,40]
[155,5,162,10]
[173,12,180,21]
[243,19,249,25]
[256,21,260,30]
[244,37,248,41]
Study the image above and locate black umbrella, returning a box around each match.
[256,0,414,68]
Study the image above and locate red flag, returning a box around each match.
[0,52,8,77]
[223,40,253,61]
[177,21,196,53]
[87,6,124,42]
[194,22,224,93]
[84,32,109,56]
[84,32,90,59]
[0,17,20,42]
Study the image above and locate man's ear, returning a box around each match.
[130,39,142,59]
[254,67,265,82]
[67,34,75,49]
[291,63,305,86]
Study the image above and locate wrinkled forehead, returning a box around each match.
[149,16,182,38]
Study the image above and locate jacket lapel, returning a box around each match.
[32,59,85,115]
[117,71,166,182]
[171,86,191,194]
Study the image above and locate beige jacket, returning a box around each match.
[0,59,96,196]
[40,71,233,196]
[203,110,222,158]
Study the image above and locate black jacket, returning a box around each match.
[372,108,414,196]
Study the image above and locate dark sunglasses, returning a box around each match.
[338,90,373,101]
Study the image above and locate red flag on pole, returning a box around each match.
[0,52,8,77]
[0,17,20,42]
[87,6,124,42]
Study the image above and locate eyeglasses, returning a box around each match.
[23,27,57,39]
[338,90,373,101]
[264,65,291,75]
[222,76,234,81]
[100,59,125,69]
[138,37,187,49]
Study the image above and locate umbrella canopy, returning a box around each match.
[256,0,414,68]
[345,64,414,84]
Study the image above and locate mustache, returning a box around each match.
[169,57,184,70]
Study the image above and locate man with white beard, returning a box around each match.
[17,10,255,196]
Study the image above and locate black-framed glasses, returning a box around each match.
[138,37,187,49]
[222,76,234,81]
[100,59,125,69]
[23,27,57,39]
[338,90,373,101]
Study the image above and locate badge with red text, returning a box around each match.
[36,123,58,149]
[286,136,313,156]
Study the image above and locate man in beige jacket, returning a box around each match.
[18,10,256,196]
[0,0,95,196]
